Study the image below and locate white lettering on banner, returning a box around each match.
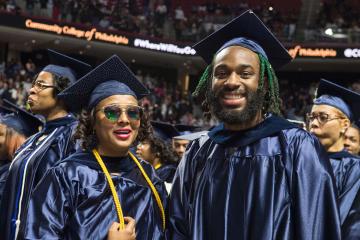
[134,38,196,55]
[344,48,360,58]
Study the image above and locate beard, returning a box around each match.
[208,87,265,124]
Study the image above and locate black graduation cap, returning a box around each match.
[173,131,208,141]
[174,124,201,135]
[58,55,149,111]
[0,105,13,115]
[151,121,180,142]
[42,49,92,84]
[193,10,292,69]
[0,99,43,137]
[315,79,360,122]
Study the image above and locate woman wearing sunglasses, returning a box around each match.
[0,50,92,240]
[308,79,360,239]
[24,55,167,240]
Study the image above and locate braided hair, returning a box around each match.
[193,53,281,120]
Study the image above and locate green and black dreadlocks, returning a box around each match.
[193,53,281,120]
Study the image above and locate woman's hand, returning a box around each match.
[107,217,136,240]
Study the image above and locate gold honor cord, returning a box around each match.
[92,149,166,231]
[154,163,162,170]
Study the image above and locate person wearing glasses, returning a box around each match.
[0,50,92,240]
[24,55,167,239]
[344,123,360,155]
[0,100,43,203]
[308,79,360,239]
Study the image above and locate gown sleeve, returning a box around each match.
[289,131,341,240]
[168,140,201,240]
[24,166,74,239]
[341,161,360,240]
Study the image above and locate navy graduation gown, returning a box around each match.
[0,114,78,240]
[0,160,10,203]
[156,163,177,183]
[169,115,341,240]
[24,151,167,240]
[329,151,360,240]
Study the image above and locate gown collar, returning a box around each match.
[328,150,355,159]
[43,114,77,132]
[208,114,297,147]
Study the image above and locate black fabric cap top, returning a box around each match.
[316,79,360,123]
[175,124,201,135]
[151,121,180,142]
[0,99,44,136]
[47,49,92,79]
[58,55,149,111]
[193,10,292,69]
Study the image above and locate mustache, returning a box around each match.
[213,87,247,98]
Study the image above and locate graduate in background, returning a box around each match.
[149,121,180,183]
[0,49,92,240]
[24,55,167,239]
[172,124,201,158]
[136,135,177,183]
[308,79,360,239]
[344,122,360,155]
[0,101,43,203]
[168,10,341,239]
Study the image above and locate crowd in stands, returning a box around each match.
[1,56,360,129]
[312,0,360,42]
[1,0,298,42]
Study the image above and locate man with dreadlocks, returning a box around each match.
[168,10,341,240]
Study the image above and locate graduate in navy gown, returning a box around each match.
[308,79,360,239]
[172,124,201,159]
[344,122,360,156]
[0,102,43,203]
[0,49,92,240]
[148,121,180,183]
[168,10,341,240]
[24,55,167,239]
[136,134,177,184]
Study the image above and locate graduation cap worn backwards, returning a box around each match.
[42,49,92,85]
[58,55,149,111]
[314,79,360,122]
[193,10,292,69]
[0,99,43,137]
[151,121,180,142]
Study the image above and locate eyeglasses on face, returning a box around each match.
[306,112,344,125]
[96,104,143,122]
[31,80,57,91]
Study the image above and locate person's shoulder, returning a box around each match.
[281,127,318,147]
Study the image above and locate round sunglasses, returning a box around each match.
[96,105,143,122]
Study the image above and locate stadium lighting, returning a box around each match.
[324,28,333,36]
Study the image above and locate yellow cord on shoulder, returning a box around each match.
[129,152,166,230]
[92,149,166,231]
[92,149,125,229]
[154,163,162,170]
